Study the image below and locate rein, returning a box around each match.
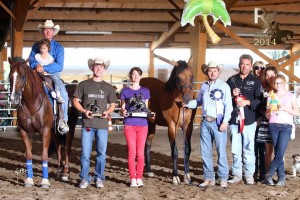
[17,68,45,122]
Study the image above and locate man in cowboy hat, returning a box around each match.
[29,20,69,134]
[184,61,233,188]
[226,54,262,185]
[73,57,116,189]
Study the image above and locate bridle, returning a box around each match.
[11,64,45,122]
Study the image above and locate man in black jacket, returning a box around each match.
[227,54,263,185]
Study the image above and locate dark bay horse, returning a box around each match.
[9,59,78,187]
[140,59,195,185]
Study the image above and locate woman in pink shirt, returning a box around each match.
[263,75,299,186]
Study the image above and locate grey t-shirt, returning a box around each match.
[74,79,117,129]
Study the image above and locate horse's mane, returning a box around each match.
[165,60,189,91]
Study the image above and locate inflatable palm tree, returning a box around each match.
[181,0,231,44]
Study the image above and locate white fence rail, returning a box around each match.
[0,80,299,132]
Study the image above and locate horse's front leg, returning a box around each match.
[145,123,156,177]
[168,124,180,185]
[20,129,34,188]
[183,121,193,184]
[40,127,52,188]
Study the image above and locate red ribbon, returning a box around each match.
[234,95,246,133]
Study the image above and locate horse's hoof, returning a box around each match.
[146,172,155,177]
[172,176,181,185]
[61,174,69,182]
[24,178,34,188]
[184,173,191,184]
[40,178,50,189]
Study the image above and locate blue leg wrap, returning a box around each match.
[26,160,33,178]
[42,161,48,179]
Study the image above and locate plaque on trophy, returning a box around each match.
[89,100,104,117]
[127,92,154,118]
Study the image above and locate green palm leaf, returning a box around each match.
[181,0,231,44]
[181,0,231,27]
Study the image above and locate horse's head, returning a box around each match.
[166,59,194,104]
[8,58,28,106]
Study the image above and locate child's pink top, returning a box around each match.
[269,91,295,125]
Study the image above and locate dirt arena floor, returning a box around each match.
[1,126,300,200]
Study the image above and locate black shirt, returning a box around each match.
[227,73,263,125]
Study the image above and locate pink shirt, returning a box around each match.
[269,91,295,125]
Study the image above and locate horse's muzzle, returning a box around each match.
[10,93,21,106]
[183,94,192,104]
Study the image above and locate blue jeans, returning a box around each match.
[200,120,228,181]
[51,73,68,121]
[267,123,292,181]
[230,122,256,178]
[79,128,108,182]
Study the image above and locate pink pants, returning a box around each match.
[124,125,148,179]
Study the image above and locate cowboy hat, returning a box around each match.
[38,20,60,35]
[201,61,224,75]
[88,57,110,70]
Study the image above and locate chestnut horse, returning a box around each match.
[140,59,195,185]
[9,59,78,187]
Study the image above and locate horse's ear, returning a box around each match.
[188,56,193,66]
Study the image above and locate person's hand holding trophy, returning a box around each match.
[88,100,104,118]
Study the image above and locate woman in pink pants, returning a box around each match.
[120,67,154,187]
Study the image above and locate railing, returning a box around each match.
[0,80,299,132]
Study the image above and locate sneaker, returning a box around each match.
[220,180,228,188]
[58,120,69,134]
[79,179,89,189]
[276,180,286,186]
[245,176,254,185]
[136,178,144,187]
[262,177,275,186]
[95,178,104,188]
[130,178,138,187]
[57,97,65,104]
[198,179,215,188]
[228,176,241,184]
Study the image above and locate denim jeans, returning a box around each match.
[200,120,228,181]
[267,123,292,181]
[79,128,108,182]
[124,125,148,179]
[230,122,256,178]
[51,73,68,121]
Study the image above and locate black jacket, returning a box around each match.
[227,73,263,125]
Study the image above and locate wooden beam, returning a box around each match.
[215,21,300,82]
[19,32,159,42]
[0,1,15,20]
[15,0,31,30]
[149,50,154,77]
[34,0,184,9]
[24,22,170,32]
[27,10,180,22]
[151,22,181,51]
[234,0,300,8]
[231,3,300,12]
[190,18,207,84]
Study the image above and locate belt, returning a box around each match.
[202,115,216,122]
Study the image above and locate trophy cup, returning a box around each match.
[127,92,154,118]
[89,100,104,117]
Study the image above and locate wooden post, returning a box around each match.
[149,50,154,77]
[189,17,207,124]
[0,47,7,80]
